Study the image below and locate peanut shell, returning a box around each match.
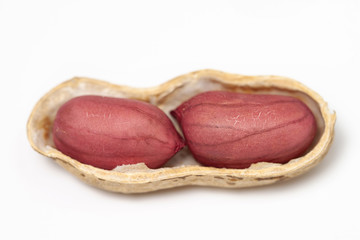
[27,69,336,193]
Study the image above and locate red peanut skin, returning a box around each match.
[53,95,185,170]
[171,91,317,169]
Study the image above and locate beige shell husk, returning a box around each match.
[27,69,336,193]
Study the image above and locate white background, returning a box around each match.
[1,0,359,239]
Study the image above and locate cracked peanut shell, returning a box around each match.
[27,69,336,193]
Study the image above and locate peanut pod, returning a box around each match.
[27,70,336,193]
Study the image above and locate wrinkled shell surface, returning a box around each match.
[27,69,336,193]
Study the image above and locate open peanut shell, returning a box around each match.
[27,69,336,193]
